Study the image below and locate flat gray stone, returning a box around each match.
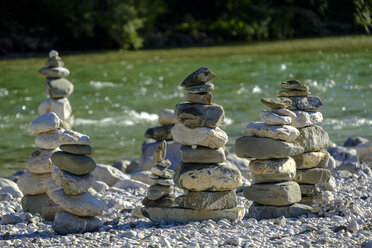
[21,193,50,214]
[184,82,214,94]
[176,190,237,210]
[46,57,64,67]
[295,125,330,152]
[17,170,52,195]
[247,122,300,142]
[172,123,228,149]
[235,136,304,159]
[142,195,176,207]
[249,157,296,183]
[243,181,301,206]
[260,110,291,125]
[51,151,96,175]
[299,184,321,197]
[30,112,62,135]
[1,214,22,225]
[180,145,225,163]
[180,67,215,87]
[175,162,242,191]
[271,108,297,119]
[52,168,95,195]
[292,150,329,169]
[52,211,102,235]
[145,125,173,141]
[158,109,178,125]
[39,67,70,78]
[281,80,309,91]
[38,97,72,121]
[277,90,310,97]
[185,93,212,105]
[47,184,104,217]
[248,203,312,220]
[287,96,323,111]
[142,206,245,224]
[151,165,174,179]
[45,78,74,98]
[59,129,91,145]
[147,185,173,200]
[261,98,292,109]
[27,148,57,174]
[155,178,173,186]
[291,110,323,128]
[295,168,331,186]
[60,144,92,155]
[175,103,224,128]
[35,129,64,149]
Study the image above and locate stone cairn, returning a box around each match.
[38,50,74,130]
[139,108,181,171]
[47,125,104,234]
[235,80,332,220]
[142,140,176,207]
[17,112,62,215]
[281,81,332,205]
[142,67,244,223]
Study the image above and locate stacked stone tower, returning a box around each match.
[235,85,312,220]
[47,126,104,234]
[142,67,244,223]
[281,80,332,205]
[38,50,74,129]
[142,141,176,207]
[18,112,63,214]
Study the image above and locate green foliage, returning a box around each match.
[0,0,370,54]
[353,0,372,33]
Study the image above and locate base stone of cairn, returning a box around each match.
[47,127,103,234]
[138,109,181,171]
[38,50,74,129]
[279,80,333,205]
[235,86,311,219]
[143,67,244,224]
[18,112,63,214]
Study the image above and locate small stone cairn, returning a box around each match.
[47,126,104,234]
[139,109,181,171]
[38,50,74,129]
[142,67,244,223]
[142,141,176,207]
[235,81,312,220]
[281,81,332,205]
[18,112,63,215]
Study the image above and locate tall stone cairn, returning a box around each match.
[38,50,74,130]
[142,67,245,223]
[48,126,104,234]
[142,140,176,207]
[280,80,333,205]
[18,112,63,215]
[235,81,319,220]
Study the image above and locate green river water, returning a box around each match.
[0,36,371,177]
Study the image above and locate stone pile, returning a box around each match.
[283,80,332,205]
[142,67,244,223]
[47,126,103,234]
[142,141,176,207]
[38,50,74,130]
[235,83,312,220]
[138,109,181,172]
[17,112,62,215]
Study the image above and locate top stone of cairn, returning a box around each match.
[153,140,167,162]
[281,80,309,92]
[49,50,59,58]
[180,67,215,87]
